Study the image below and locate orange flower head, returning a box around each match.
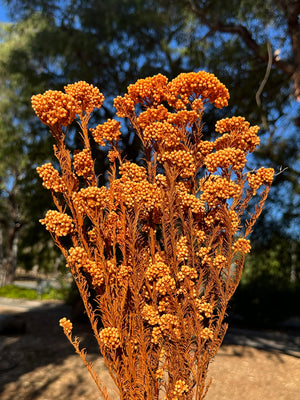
[90,119,121,146]
[59,317,73,333]
[39,210,74,236]
[167,71,229,109]
[64,81,104,114]
[36,163,64,192]
[31,90,77,126]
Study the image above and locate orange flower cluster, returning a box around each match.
[32,81,105,128]
[64,81,104,114]
[177,265,198,282]
[73,149,94,180]
[215,116,260,153]
[158,149,196,178]
[40,210,74,236]
[205,147,246,173]
[67,247,87,270]
[200,327,214,341]
[200,176,241,207]
[32,90,77,127]
[195,299,213,318]
[112,162,162,215]
[247,167,275,195]
[126,74,168,106]
[34,72,273,400]
[172,379,189,398]
[59,317,73,333]
[72,186,108,215]
[137,104,168,129]
[176,236,189,262]
[100,327,121,350]
[36,163,64,192]
[90,119,121,146]
[232,238,251,254]
[145,255,170,283]
[144,121,181,147]
[167,71,229,109]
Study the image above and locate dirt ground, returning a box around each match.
[0,300,299,400]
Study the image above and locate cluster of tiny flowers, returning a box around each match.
[167,71,229,109]
[85,260,104,287]
[67,247,87,270]
[215,116,250,134]
[195,229,206,243]
[200,327,214,341]
[126,74,168,106]
[159,313,180,340]
[167,110,199,129]
[247,167,275,195]
[64,81,104,114]
[200,176,241,207]
[229,210,240,232]
[197,247,212,265]
[31,90,77,127]
[158,150,195,178]
[195,299,213,318]
[172,379,189,398]
[145,255,170,283]
[117,264,132,286]
[40,210,74,236]
[90,119,121,146]
[197,141,215,158]
[36,163,64,192]
[72,186,108,214]
[142,304,160,325]
[143,121,181,147]
[113,94,135,118]
[99,327,121,350]
[59,317,73,333]
[119,162,147,182]
[156,275,176,295]
[137,104,168,129]
[205,147,246,173]
[176,236,189,262]
[214,117,260,153]
[232,238,251,254]
[73,149,94,180]
[213,255,227,270]
[176,184,205,214]
[177,265,198,282]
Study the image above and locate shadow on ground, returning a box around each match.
[0,301,100,397]
[0,300,299,399]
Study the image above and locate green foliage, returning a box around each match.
[0,284,69,300]
[0,0,299,291]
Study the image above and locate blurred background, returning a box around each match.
[0,0,299,329]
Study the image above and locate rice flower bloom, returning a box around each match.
[247,167,275,195]
[31,90,77,126]
[90,119,121,146]
[167,71,230,109]
[64,81,105,114]
[39,210,74,236]
[172,379,189,397]
[59,317,73,333]
[100,327,121,350]
[36,163,64,192]
[232,238,251,254]
[73,149,94,180]
[205,147,246,173]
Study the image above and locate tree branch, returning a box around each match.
[188,0,294,76]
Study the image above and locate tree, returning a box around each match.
[0,0,299,286]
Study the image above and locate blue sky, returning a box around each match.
[0,2,10,23]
